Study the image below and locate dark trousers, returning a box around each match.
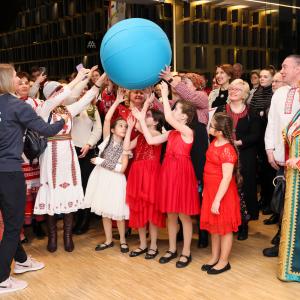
[75,147,94,192]
[0,172,27,282]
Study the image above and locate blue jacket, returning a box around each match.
[0,93,64,172]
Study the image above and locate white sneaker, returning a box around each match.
[0,276,28,295]
[14,256,45,274]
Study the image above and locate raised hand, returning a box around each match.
[88,65,99,79]
[116,88,126,104]
[127,115,136,129]
[159,81,169,99]
[132,107,145,121]
[159,65,172,81]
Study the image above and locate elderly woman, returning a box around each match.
[216,79,261,240]
[278,105,300,282]
[209,64,233,108]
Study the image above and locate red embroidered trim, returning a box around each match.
[52,114,58,189]
[284,88,297,114]
[69,141,77,186]
[59,182,70,189]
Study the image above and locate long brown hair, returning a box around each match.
[175,100,196,128]
[213,112,243,188]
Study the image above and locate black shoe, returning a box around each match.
[120,243,129,253]
[129,247,148,257]
[32,221,46,239]
[197,230,208,248]
[145,249,159,260]
[237,224,248,241]
[262,206,273,215]
[95,241,114,251]
[21,237,29,244]
[201,262,218,271]
[159,250,178,264]
[271,229,281,245]
[264,214,279,225]
[207,263,231,275]
[263,245,279,257]
[176,254,192,268]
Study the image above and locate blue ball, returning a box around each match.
[100,18,172,90]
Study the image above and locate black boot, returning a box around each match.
[198,230,208,248]
[237,224,248,241]
[73,209,91,235]
[64,213,74,252]
[72,209,84,234]
[263,245,279,257]
[47,215,57,253]
[264,213,279,225]
[32,219,46,239]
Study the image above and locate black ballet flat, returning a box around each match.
[201,262,218,272]
[207,263,231,275]
[145,249,159,260]
[159,250,178,264]
[95,241,114,251]
[129,247,148,257]
[176,254,192,268]
[120,243,129,253]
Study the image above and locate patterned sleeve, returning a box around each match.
[220,145,237,164]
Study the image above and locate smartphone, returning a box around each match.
[76,63,84,72]
[39,67,47,75]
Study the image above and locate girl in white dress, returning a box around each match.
[34,67,107,253]
[84,89,130,253]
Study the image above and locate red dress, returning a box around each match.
[158,130,200,215]
[126,135,165,228]
[200,140,241,235]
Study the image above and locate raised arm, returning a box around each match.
[159,81,193,142]
[132,108,168,145]
[160,66,208,109]
[103,88,126,139]
[28,72,47,98]
[64,66,99,105]
[124,116,138,151]
[67,73,107,118]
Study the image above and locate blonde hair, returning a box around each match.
[0,64,15,94]
[229,79,250,102]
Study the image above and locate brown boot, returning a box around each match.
[63,213,74,252]
[47,215,57,253]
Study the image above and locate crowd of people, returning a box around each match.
[1,55,300,295]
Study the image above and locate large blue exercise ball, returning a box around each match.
[100,18,172,90]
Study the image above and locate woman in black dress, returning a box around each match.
[216,79,261,240]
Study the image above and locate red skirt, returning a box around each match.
[126,160,165,228]
[200,173,241,235]
[158,154,200,215]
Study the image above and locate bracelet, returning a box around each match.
[167,78,173,84]
[94,83,101,88]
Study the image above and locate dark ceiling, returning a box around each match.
[0,1,24,33]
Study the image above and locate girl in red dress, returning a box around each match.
[201,112,241,275]
[124,94,166,259]
[133,82,199,268]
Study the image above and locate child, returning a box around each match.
[124,94,165,259]
[83,89,130,253]
[132,82,199,268]
[200,112,241,274]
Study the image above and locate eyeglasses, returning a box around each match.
[228,87,243,92]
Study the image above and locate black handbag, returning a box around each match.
[23,113,52,165]
[270,168,285,214]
